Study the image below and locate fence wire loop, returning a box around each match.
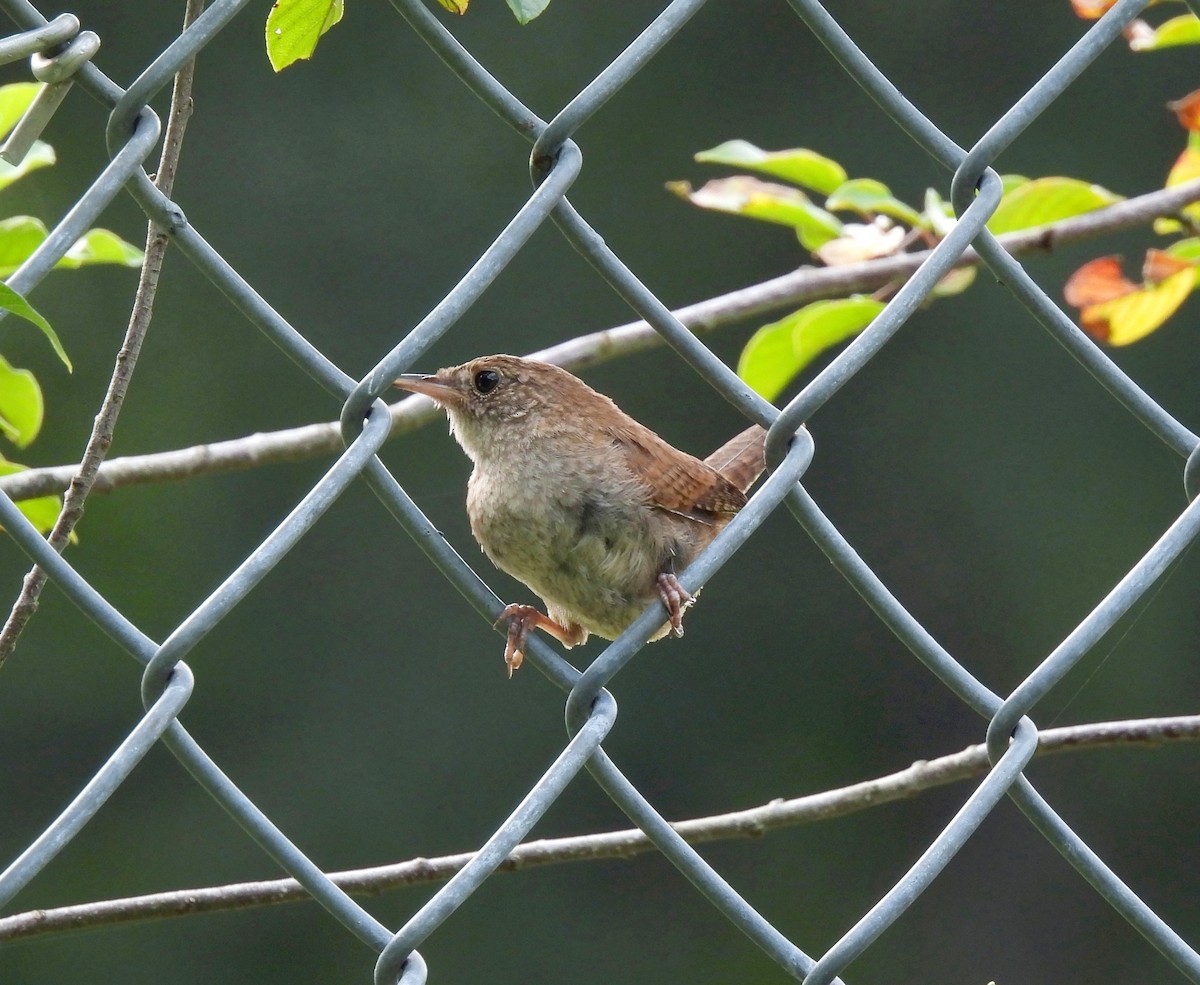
[0,10,72,64]
[0,17,92,164]
[0,0,1197,983]
[29,25,95,82]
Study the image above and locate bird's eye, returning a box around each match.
[473,369,500,394]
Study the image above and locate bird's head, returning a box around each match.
[393,354,591,461]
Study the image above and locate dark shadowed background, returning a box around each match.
[0,2,1198,984]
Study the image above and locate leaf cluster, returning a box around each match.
[671,0,1200,403]
[0,82,143,532]
[264,0,552,72]
[672,140,1133,401]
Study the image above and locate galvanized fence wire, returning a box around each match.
[0,0,1195,982]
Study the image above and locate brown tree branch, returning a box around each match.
[2,177,1198,505]
[0,0,206,668]
[1,713,1195,944]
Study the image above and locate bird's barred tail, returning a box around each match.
[703,424,767,494]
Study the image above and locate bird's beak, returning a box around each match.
[392,374,460,406]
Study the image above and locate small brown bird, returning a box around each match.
[394,355,766,676]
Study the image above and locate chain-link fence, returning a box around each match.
[0,0,1198,983]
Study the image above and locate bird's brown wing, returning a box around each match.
[607,424,746,523]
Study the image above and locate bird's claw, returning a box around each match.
[656,572,694,638]
[495,603,540,677]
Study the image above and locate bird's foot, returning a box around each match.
[494,604,585,678]
[656,572,695,638]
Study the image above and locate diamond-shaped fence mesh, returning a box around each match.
[0,0,1197,983]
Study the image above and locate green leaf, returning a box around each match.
[0,216,48,277]
[987,176,1123,234]
[1154,133,1200,235]
[930,265,977,298]
[790,297,885,371]
[0,219,143,279]
[0,140,55,192]
[668,176,843,250]
[1130,13,1200,50]
[999,174,1030,196]
[737,319,799,403]
[0,354,41,447]
[0,82,41,142]
[694,141,847,195]
[0,280,69,371]
[0,456,62,535]
[265,0,344,72]
[927,181,1034,231]
[506,0,551,22]
[826,178,924,227]
[59,228,144,270]
[738,297,885,401]
[1164,237,1200,263]
[923,187,956,236]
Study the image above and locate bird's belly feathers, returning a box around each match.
[467,465,699,640]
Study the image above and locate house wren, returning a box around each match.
[393,355,766,676]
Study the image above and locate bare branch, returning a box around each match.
[1,714,1195,945]
[0,0,206,667]
[3,176,1199,505]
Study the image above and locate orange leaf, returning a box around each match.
[1072,0,1117,18]
[1079,307,1113,342]
[1143,248,1195,282]
[1080,267,1196,345]
[1064,256,1137,307]
[1168,90,1200,132]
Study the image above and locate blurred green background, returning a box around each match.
[0,2,1198,984]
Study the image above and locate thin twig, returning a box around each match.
[1,714,1195,944]
[0,0,206,669]
[2,177,1199,504]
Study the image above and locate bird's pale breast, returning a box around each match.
[466,448,710,641]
